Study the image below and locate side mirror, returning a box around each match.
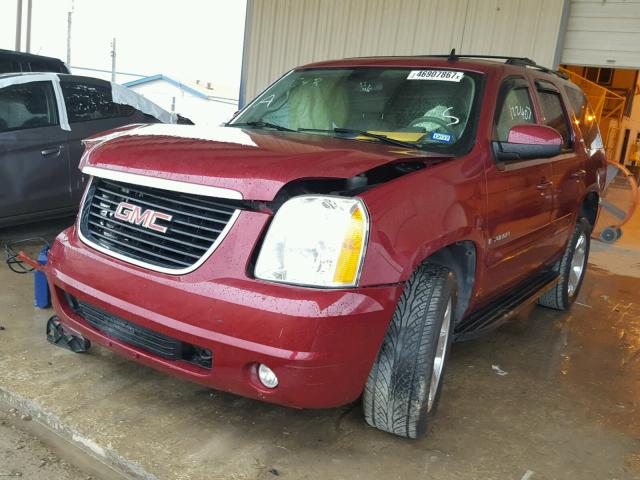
[492,124,563,163]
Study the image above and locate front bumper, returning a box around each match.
[47,220,402,409]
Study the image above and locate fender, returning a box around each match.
[358,153,487,286]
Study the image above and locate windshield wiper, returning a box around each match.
[230,120,296,132]
[298,127,419,150]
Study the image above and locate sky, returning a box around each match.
[1,0,247,93]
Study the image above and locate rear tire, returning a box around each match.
[363,263,456,439]
[538,218,590,311]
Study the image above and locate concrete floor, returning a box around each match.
[0,405,88,480]
[1,211,639,480]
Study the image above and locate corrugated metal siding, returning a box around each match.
[562,0,640,67]
[461,0,565,63]
[240,0,565,105]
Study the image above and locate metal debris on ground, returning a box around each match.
[491,364,509,376]
[574,302,592,308]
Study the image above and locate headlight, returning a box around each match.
[254,195,369,287]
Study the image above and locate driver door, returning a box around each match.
[481,76,556,300]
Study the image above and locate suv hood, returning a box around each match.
[81,124,443,201]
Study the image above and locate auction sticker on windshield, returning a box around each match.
[407,70,464,82]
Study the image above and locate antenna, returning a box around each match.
[110,38,117,83]
[448,48,458,61]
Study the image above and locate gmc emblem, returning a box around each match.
[113,202,173,233]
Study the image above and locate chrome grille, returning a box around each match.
[79,177,239,273]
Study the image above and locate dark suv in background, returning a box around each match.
[0,49,69,74]
[0,73,174,227]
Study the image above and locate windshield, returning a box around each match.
[231,67,482,152]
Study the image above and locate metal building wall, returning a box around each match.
[561,0,640,68]
[240,0,566,105]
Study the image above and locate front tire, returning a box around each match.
[538,218,591,310]
[363,263,456,439]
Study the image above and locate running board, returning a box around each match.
[454,271,559,342]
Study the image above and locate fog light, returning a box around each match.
[257,364,278,389]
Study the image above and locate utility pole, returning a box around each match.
[110,38,117,83]
[66,0,74,64]
[15,0,23,51]
[25,0,32,53]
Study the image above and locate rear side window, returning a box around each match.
[0,81,59,132]
[61,81,119,123]
[564,87,599,148]
[536,83,571,148]
[494,78,536,142]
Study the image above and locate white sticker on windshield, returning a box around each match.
[407,70,464,82]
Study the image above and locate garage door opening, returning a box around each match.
[560,65,640,169]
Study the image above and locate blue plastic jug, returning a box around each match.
[34,246,50,308]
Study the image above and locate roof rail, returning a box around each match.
[426,49,569,80]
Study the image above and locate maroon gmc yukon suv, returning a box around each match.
[44,55,605,438]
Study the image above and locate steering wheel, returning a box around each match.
[408,115,455,135]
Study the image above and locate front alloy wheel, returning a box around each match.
[428,298,451,412]
[363,263,457,438]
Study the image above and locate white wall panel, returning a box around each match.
[461,0,564,67]
[240,0,565,104]
[561,0,640,68]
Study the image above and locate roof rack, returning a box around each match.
[425,49,569,80]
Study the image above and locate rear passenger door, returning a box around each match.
[533,79,585,251]
[483,76,556,298]
[60,78,141,204]
[0,80,71,220]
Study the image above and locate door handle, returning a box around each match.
[536,180,553,190]
[41,147,61,157]
[571,169,587,179]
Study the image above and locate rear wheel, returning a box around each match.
[538,218,590,310]
[363,263,456,438]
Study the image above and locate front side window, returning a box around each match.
[0,81,59,133]
[536,82,571,148]
[494,79,536,142]
[232,68,482,153]
[61,81,119,123]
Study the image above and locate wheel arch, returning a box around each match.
[579,191,599,230]
[423,240,477,323]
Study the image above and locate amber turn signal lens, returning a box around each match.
[333,206,366,284]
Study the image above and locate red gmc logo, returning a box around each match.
[113,202,173,233]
